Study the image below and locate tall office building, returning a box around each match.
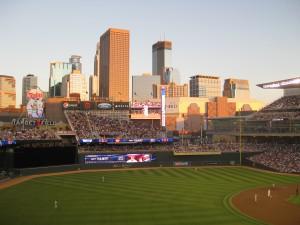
[190,75,221,98]
[89,74,99,100]
[61,70,88,101]
[99,28,129,102]
[22,74,37,105]
[49,62,72,97]
[94,42,100,78]
[132,73,160,101]
[69,55,82,73]
[223,78,250,99]
[153,82,188,98]
[0,75,16,108]
[91,42,100,99]
[152,41,172,84]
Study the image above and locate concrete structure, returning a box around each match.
[165,97,208,131]
[0,75,16,108]
[61,70,88,101]
[49,62,72,97]
[223,78,250,99]
[153,82,188,98]
[22,74,37,105]
[257,77,300,97]
[99,28,129,102]
[207,97,236,118]
[132,73,160,101]
[228,98,264,112]
[190,75,221,98]
[69,55,82,73]
[152,41,172,84]
[89,74,99,100]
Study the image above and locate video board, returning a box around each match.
[84,154,155,164]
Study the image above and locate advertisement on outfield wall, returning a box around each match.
[84,154,155,164]
[80,138,174,144]
[161,87,166,127]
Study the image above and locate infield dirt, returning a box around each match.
[232,184,300,225]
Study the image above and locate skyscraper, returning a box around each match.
[223,78,250,99]
[61,70,88,101]
[99,28,129,102]
[152,41,172,84]
[94,42,100,78]
[22,74,37,105]
[0,75,16,108]
[132,73,160,101]
[190,75,221,98]
[69,55,82,73]
[89,74,98,100]
[49,62,72,97]
[91,42,100,99]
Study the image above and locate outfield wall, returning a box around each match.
[11,151,260,176]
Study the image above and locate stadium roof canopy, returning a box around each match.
[257,77,300,89]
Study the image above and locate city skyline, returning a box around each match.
[0,0,300,105]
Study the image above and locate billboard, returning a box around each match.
[96,102,113,110]
[84,154,155,164]
[80,101,93,110]
[26,89,44,118]
[80,138,174,145]
[62,102,80,110]
[114,102,130,110]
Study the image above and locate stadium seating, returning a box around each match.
[66,111,164,139]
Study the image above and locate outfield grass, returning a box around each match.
[0,167,299,225]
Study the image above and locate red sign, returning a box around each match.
[27,89,43,100]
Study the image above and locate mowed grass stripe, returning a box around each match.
[0,167,298,225]
[227,167,297,184]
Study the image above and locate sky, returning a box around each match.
[0,0,300,106]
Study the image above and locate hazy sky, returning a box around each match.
[0,0,299,106]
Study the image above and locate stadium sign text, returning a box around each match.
[12,118,56,126]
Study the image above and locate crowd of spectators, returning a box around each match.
[173,143,269,153]
[0,127,59,141]
[250,111,300,121]
[262,95,300,111]
[250,95,300,121]
[78,142,272,153]
[248,144,300,173]
[66,111,164,139]
[131,100,161,108]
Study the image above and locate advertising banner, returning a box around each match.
[80,101,93,110]
[96,102,113,110]
[84,154,155,164]
[62,102,80,110]
[80,138,175,145]
[113,102,130,110]
[0,140,16,147]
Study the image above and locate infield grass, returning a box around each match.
[0,167,299,225]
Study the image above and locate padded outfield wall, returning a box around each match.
[1,145,261,176]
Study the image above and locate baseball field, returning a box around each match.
[0,167,299,225]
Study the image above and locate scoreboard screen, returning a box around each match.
[84,154,155,164]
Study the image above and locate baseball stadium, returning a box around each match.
[0,78,300,225]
